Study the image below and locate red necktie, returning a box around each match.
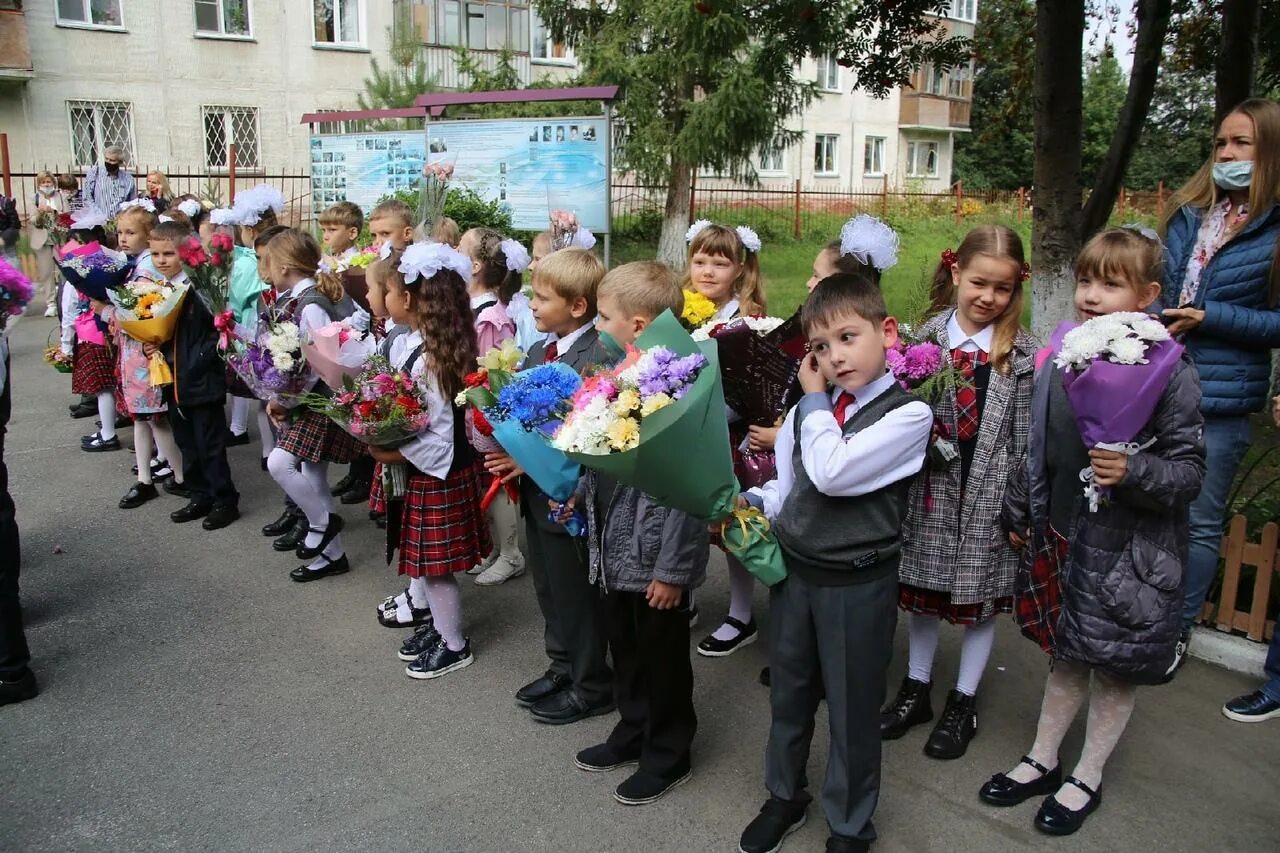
[952,348,988,441]
[834,391,857,427]
[544,340,559,363]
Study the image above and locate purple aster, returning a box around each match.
[902,343,942,380]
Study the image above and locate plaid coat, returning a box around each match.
[898,311,1038,605]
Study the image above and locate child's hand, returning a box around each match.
[266,400,289,425]
[1008,528,1029,549]
[548,495,576,522]
[747,424,778,452]
[484,451,523,482]
[142,343,159,358]
[1089,448,1128,487]
[368,445,405,464]
[798,352,826,394]
[645,580,683,610]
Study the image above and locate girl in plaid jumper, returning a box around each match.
[368,246,491,681]
[883,225,1037,760]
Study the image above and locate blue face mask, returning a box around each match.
[1213,160,1253,190]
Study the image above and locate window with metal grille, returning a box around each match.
[203,105,260,170]
[67,100,134,170]
[415,0,528,51]
[313,0,363,46]
[57,0,123,28]
[195,0,250,36]
[814,134,838,176]
[758,142,785,174]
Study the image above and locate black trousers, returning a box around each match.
[349,455,374,482]
[521,485,612,705]
[170,400,239,508]
[604,589,697,779]
[0,354,29,678]
[765,571,897,843]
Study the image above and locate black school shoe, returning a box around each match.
[924,690,977,759]
[330,471,357,496]
[119,482,158,509]
[273,517,308,552]
[978,755,1063,806]
[202,504,240,531]
[696,616,757,657]
[515,672,571,708]
[405,637,474,680]
[614,768,692,806]
[0,668,39,707]
[170,501,212,523]
[825,835,869,853]
[339,480,372,504]
[880,677,933,739]
[224,430,250,447]
[70,400,96,419]
[574,742,641,773]
[289,553,351,583]
[530,690,615,725]
[1034,777,1102,836]
[398,622,442,662]
[739,798,808,853]
[162,480,191,499]
[262,509,299,537]
[81,432,121,453]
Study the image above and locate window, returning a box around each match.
[863,136,885,176]
[531,8,571,62]
[758,142,785,174]
[949,0,976,22]
[203,105,260,170]
[56,0,123,28]
[813,134,838,176]
[948,63,971,98]
[419,1,528,51]
[195,0,250,37]
[313,0,363,46]
[816,54,840,91]
[925,65,947,95]
[68,100,133,169]
[906,140,940,177]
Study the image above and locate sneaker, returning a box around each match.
[405,638,474,680]
[697,617,757,658]
[574,742,641,773]
[1162,628,1191,682]
[474,557,525,586]
[398,622,442,662]
[1222,689,1280,723]
[82,433,121,453]
[614,769,692,806]
[44,304,57,318]
[467,553,498,576]
[739,798,807,853]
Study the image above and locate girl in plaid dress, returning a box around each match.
[263,230,364,583]
[883,225,1037,760]
[367,245,491,680]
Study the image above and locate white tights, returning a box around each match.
[711,555,756,641]
[228,395,250,436]
[133,419,183,485]
[266,448,344,565]
[96,392,117,441]
[906,613,998,696]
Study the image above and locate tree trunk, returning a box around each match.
[1030,0,1086,341]
[1215,0,1261,123]
[658,159,693,270]
[1080,0,1171,237]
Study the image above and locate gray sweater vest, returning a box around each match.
[775,384,918,586]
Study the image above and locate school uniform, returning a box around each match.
[70,289,115,396]
[746,371,932,843]
[385,330,491,577]
[519,324,613,709]
[367,324,411,518]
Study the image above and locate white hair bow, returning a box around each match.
[735,225,761,254]
[209,208,237,226]
[399,241,472,285]
[501,238,531,273]
[685,219,712,244]
[839,214,899,271]
[177,199,202,218]
[119,198,156,213]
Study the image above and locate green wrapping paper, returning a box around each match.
[562,310,788,585]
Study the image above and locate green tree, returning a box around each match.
[450,48,600,118]
[1081,49,1129,183]
[952,0,1035,189]
[1126,61,1215,190]
[355,5,439,130]
[535,0,969,267]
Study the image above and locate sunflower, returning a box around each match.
[135,291,164,319]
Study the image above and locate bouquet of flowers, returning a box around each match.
[49,211,74,247]
[178,233,237,341]
[455,340,526,511]
[419,157,455,233]
[1051,312,1184,511]
[106,274,190,385]
[679,288,718,332]
[549,310,787,585]
[300,320,376,389]
[329,247,378,272]
[44,340,73,373]
[0,257,34,331]
[54,241,134,302]
[225,313,311,400]
[548,208,597,251]
[886,330,975,466]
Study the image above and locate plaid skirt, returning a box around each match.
[71,341,116,395]
[392,464,491,578]
[899,584,1013,625]
[1015,527,1069,655]
[276,409,366,463]
[369,462,386,513]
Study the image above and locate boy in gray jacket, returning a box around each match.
[567,262,709,806]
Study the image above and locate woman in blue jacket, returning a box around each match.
[1161,98,1280,670]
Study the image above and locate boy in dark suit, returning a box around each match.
[486,248,613,725]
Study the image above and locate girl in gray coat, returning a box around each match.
[980,229,1206,836]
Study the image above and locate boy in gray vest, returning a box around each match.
[738,274,933,853]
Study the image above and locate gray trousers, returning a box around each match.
[765,570,898,843]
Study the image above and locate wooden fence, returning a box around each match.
[1203,515,1278,642]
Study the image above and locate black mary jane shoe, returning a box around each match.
[262,509,300,537]
[1034,776,1102,836]
[119,482,159,509]
[289,553,351,583]
[695,616,757,658]
[978,755,1063,807]
[295,513,345,560]
[273,517,309,552]
[378,602,433,630]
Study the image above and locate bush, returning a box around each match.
[375,186,515,235]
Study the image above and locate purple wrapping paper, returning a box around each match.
[1050,320,1185,448]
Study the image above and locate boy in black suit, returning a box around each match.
[486,248,612,725]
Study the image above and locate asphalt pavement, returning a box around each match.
[1,316,1276,852]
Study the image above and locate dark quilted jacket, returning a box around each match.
[1003,357,1206,684]
[1162,202,1280,416]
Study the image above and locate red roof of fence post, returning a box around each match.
[413,86,619,108]
[298,106,443,124]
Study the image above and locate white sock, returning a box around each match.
[907,614,941,684]
[424,575,465,651]
[96,392,117,441]
[257,407,276,457]
[229,395,250,435]
[133,421,155,485]
[711,556,756,641]
[151,419,183,484]
[956,618,998,696]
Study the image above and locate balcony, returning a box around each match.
[0,6,33,83]
[899,93,970,131]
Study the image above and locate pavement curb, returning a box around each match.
[1188,625,1268,678]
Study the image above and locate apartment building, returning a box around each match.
[0,0,973,189]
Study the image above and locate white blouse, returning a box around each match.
[388,329,455,479]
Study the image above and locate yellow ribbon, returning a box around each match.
[721,506,771,546]
[148,351,174,386]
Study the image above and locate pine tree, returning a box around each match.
[355,6,439,131]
